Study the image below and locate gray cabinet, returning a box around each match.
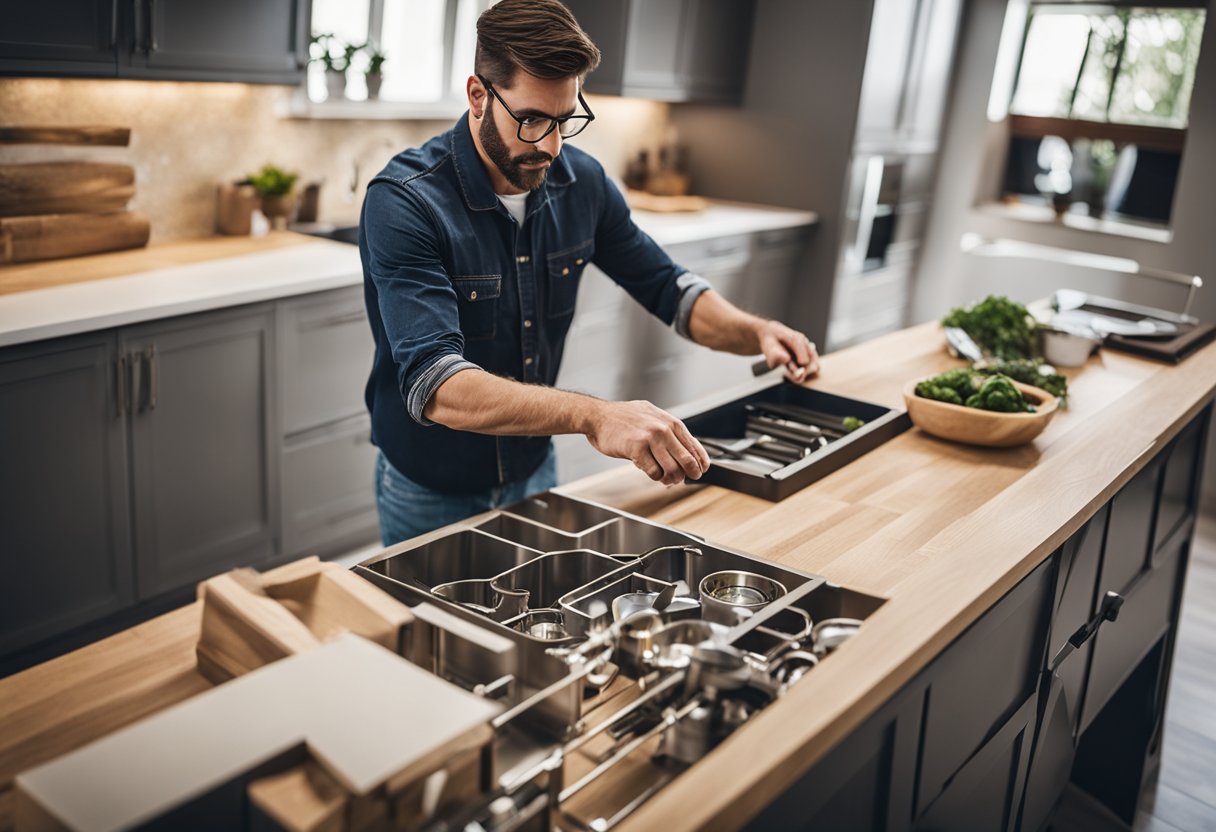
[564,0,755,104]
[277,287,378,560]
[122,306,278,597]
[0,333,134,656]
[123,0,308,83]
[0,0,307,83]
[0,0,118,77]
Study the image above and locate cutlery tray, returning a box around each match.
[682,380,911,500]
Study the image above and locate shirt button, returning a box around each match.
[561,267,570,276]
[469,290,477,300]
[575,258,584,265]
[517,255,530,264]
[525,356,534,366]
[523,319,533,328]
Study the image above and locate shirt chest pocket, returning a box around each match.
[451,275,502,341]
[545,240,594,319]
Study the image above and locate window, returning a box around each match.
[307,0,495,105]
[998,2,1206,226]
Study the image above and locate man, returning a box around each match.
[361,0,818,545]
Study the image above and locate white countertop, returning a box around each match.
[632,200,818,246]
[0,241,362,349]
[0,200,817,349]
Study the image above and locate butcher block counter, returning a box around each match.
[1,320,1213,831]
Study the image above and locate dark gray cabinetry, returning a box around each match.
[563,0,755,104]
[745,682,923,832]
[0,0,118,76]
[123,0,308,83]
[121,306,278,597]
[0,0,307,83]
[747,406,1209,832]
[0,334,134,656]
[277,287,378,561]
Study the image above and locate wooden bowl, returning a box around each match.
[902,378,1059,447]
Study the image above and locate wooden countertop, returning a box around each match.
[0,232,317,297]
[2,321,1214,831]
[564,322,1216,830]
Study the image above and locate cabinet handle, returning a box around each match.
[146,0,157,55]
[130,0,142,54]
[1049,591,1124,672]
[306,311,367,330]
[145,344,158,411]
[115,355,128,417]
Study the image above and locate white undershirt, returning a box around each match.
[497,191,528,225]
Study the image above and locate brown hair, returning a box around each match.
[475,0,601,87]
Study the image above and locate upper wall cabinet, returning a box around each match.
[564,0,755,105]
[0,0,309,84]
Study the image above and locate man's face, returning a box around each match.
[475,73,579,192]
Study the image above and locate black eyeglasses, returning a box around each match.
[477,75,595,143]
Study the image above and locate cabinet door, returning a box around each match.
[743,681,923,832]
[620,0,690,99]
[681,0,755,104]
[0,0,118,76]
[124,306,278,598]
[278,287,371,437]
[0,334,133,656]
[123,0,306,83]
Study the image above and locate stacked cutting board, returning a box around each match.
[0,126,151,265]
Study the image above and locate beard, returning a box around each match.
[480,103,553,192]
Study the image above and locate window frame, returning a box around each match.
[290,0,485,119]
[1007,0,1205,145]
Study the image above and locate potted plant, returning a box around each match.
[310,33,350,101]
[364,46,387,100]
[245,164,300,228]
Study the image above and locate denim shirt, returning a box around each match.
[360,113,710,495]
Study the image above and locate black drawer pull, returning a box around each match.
[1050,591,1124,671]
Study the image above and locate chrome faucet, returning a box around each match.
[347,136,398,202]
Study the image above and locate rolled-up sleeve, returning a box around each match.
[361,181,479,425]
[590,166,710,337]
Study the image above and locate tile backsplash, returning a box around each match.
[0,78,670,243]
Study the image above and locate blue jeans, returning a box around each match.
[374,444,558,546]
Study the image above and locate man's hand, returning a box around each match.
[586,400,711,486]
[756,319,820,383]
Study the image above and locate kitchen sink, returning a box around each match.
[291,223,360,245]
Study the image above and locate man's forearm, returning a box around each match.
[685,289,764,354]
[422,368,600,435]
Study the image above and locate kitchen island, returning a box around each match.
[1,319,1212,831]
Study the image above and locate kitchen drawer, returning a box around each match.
[281,415,379,558]
[1153,413,1206,555]
[573,265,630,315]
[279,288,372,437]
[754,226,810,250]
[666,234,752,273]
[1097,458,1162,599]
[915,694,1037,832]
[1080,536,1183,733]
[916,560,1052,817]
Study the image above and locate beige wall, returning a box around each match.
[0,78,670,242]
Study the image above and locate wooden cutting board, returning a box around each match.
[0,211,151,265]
[0,162,136,216]
[0,126,131,146]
